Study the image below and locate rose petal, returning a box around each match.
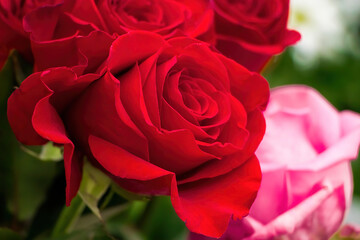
[270,86,341,152]
[70,0,109,31]
[89,135,171,180]
[7,72,48,145]
[219,54,269,111]
[173,155,261,238]
[179,110,265,184]
[108,31,165,74]
[32,95,82,206]
[64,72,149,161]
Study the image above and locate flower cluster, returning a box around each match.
[1,0,359,239]
[0,0,300,72]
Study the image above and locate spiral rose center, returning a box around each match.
[179,81,206,115]
[124,1,160,22]
[111,0,162,24]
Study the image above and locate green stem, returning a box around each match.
[100,188,114,211]
[126,200,149,224]
[11,53,25,86]
[51,195,86,238]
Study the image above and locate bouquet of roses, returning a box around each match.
[0,0,359,240]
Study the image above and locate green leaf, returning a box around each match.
[3,144,58,221]
[0,228,22,240]
[1,138,58,223]
[125,201,149,224]
[78,160,112,220]
[139,196,187,240]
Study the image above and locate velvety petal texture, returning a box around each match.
[7,68,99,205]
[23,3,115,72]
[190,85,360,240]
[0,0,214,70]
[69,0,213,39]
[7,31,269,238]
[0,0,63,69]
[212,0,301,72]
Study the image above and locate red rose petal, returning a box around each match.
[70,0,109,31]
[40,68,98,111]
[24,68,97,205]
[32,95,82,206]
[89,135,171,180]
[216,38,272,72]
[139,51,162,128]
[173,155,261,238]
[163,71,199,125]
[149,128,217,174]
[24,5,97,71]
[161,98,215,140]
[76,31,115,73]
[117,63,217,173]
[179,109,265,184]
[219,54,269,111]
[89,135,260,238]
[64,72,149,161]
[7,72,48,145]
[176,43,230,91]
[108,31,165,74]
[216,95,249,148]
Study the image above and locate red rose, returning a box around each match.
[0,0,63,68]
[23,3,115,73]
[0,0,213,71]
[212,0,301,72]
[22,0,213,71]
[69,0,213,39]
[7,31,269,238]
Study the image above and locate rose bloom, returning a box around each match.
[212,0,301,72]
[23,2,115,73]
[7,31,269,238]
[190,86,360,239]
[0,0,213,71]
[68,0,213,39]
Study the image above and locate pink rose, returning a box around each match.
[190,85,360,240]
